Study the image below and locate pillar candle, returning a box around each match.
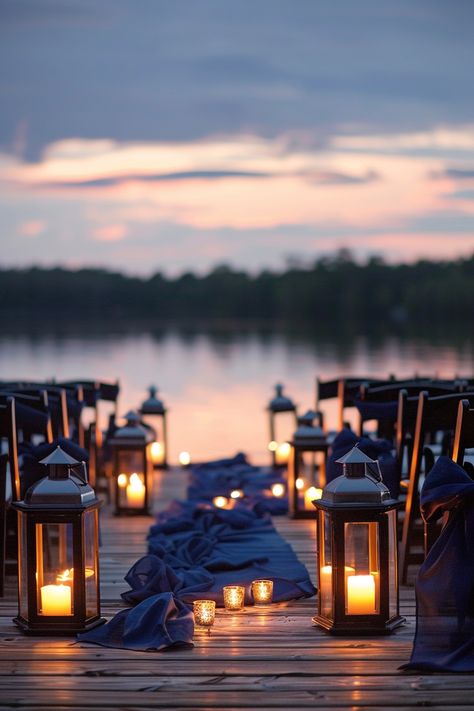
[347,574,376,615]
[40,584,72,616]
[304,486,322,510]
[126,473,146,508]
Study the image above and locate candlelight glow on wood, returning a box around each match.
[126,473,146,508]
[212,495,229,509]
[230,489,243,499]
[179,451,191,466]
[223,585,245,611]
[40,584,72,616]
[347,574,376,615]
[251,579,273,605]
[193,600,216,629]
[271,483,285,498]
[149,441,164,466]
[304,486,322,510]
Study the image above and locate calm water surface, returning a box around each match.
[1,327,473,464]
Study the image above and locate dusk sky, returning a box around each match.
[1,0,474,276]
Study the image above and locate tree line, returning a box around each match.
[1,251,473,333]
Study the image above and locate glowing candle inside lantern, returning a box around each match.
[251,579,273,605]
[179,451,191,467]
[150,441,164,466]
[271,483,285,498]
[275,442,291,465]
[223,585,245,611]
[320,565,355,590]
[304,486,322,510]
[193,600,216,628]
[126,473,146,508]
[347,574,376,615]
[40,584,72,616]
[213,495,229,509]
[295,477,305,490]
[230,489,243,499]
[117,473,127,488]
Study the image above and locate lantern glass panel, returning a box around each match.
[84,509,99,617]
[272,411,295,450]
[388,509,398,618]
[117,449,144,478]
[318,511,333,619]
[18,513,28,620]
[36,522,74,616]
[344,522,379,616]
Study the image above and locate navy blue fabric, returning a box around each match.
[354,397,398,423]
[187,452,288,515]
[402,456,474,672]
[326,429,399,498]
[80,453,315,651]
[20,437,89,497]
[128,498,316,606]
[78,592,194,651]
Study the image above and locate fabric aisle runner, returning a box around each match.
[78,453,316,651]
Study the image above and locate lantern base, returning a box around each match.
[13,615,107,636]
[312,614,405,635]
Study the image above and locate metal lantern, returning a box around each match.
[12,446,104,635]
[288,410,328,519]
[109,411,152,515]
[140,385,168,469]
[267,383,298,467]
[313,446,404,635]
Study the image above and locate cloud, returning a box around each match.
[37,170,272,189]
[431,168,474,180]
[17,219,46,237]
[92,224,128,242]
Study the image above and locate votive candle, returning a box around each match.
[251,579,273,605]
[193,599,216,629]
[223,585,245,611]
[40,584,72,616]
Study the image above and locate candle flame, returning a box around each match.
[213,495,229,509]
[117,473,127,488]
[268,440,278,452]
[271,483,285,497]
[179,451,191,466]
[230,489,243,499]
[295,477,305,490]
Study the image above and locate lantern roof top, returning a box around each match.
[316,445,398,509]
[110,410,152,444]
[140,385,166,415]
[15,446,98,509]
[292,409,326,445]
[268,383,296,412]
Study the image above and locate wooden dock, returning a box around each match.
[0,469,473,710]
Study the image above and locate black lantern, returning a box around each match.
[267,384,298,467]
[288,410,328,519]
[313,446,404,634]
[109,411,152,515]
[12,446,104,635]
[140,385,168,469]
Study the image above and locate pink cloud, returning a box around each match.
[92,223,128,242]
[17,219,46,237]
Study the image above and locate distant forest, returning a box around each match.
[1,251,473,335]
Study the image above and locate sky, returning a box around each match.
[1,0,474,276]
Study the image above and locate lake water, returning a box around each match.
[1,326,473,464]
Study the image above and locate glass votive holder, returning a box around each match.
[223,585,245,611]
[193,600,216,632]
[251,579,273,605]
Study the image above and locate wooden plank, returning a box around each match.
[0,467,469,710]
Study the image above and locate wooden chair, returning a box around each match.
[0,398,20,597]
[0,390,53,446]
[357,379,467,440]
[315,376,391,432]
[399,390,474,584]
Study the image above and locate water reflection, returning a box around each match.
[0,323,473,464]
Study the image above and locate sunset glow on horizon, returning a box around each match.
[1,1,473,274]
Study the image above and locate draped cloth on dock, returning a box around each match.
[402,456,474,672]
[78,455,315,652]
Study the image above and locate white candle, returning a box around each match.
[347,574,376,615]
[40,584,72,616]
[304,486,322,510]
[126,472,146,508]
[179,451,191,467]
